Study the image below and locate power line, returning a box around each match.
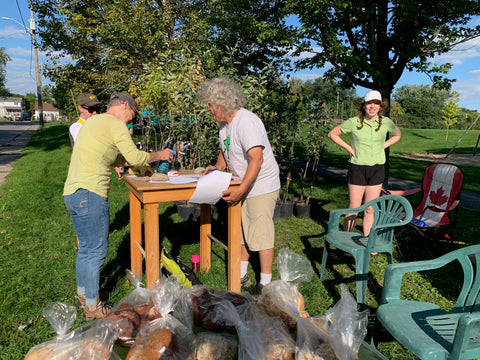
[15,0,27,28]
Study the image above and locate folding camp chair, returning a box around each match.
[384,163,464,244]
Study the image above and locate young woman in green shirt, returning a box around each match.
[328,90,402,237]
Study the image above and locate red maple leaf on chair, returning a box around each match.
[428,187,449,208]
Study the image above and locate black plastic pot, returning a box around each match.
[273,200,282,221]
[294,200,311,219]
[177,204,196,221]
[280,200,294,219]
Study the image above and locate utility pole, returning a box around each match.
[1,8,44,131]
[29,8,44,131]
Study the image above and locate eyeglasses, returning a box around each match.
[82,105,100,113]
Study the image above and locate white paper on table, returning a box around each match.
[149,174,200,184]
[188,171,232,204]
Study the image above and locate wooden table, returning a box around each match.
[125,175,242,291]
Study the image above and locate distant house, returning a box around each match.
[34,102,60,122]
[0,97,23,121]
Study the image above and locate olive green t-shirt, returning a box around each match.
[63,113,150,198]
[339,116,397,166]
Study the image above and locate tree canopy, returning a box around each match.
[393,84,450,128]
[30,0,294,115]
[288,0,480,114]
[0,47,12,96]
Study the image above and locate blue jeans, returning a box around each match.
[64,189,109,307]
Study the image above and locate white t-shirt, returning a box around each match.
[69,118,85,145]
[218,108,280,198]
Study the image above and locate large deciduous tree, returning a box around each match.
[289,0,480,115]
[393,84,449,129]
[31,0,213,117]
[204,0,295,76]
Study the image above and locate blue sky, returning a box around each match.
[1,0,480,112]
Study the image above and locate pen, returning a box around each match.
[201,168,218,173]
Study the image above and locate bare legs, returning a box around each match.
[345,184,383,236]
[241,244,273,274]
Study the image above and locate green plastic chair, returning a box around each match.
[320,194,413,305]
[375,245,480,360]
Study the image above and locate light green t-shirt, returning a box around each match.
[339,116,397,166]
[63,113,150,198]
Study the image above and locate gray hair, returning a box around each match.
[198,77,247,115]
[107,98,123,110]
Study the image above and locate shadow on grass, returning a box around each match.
[27,122,71,152]
[100,200,244,293]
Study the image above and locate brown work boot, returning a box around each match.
[83,300,112,321]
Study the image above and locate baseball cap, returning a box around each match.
[77,93,100,107]
[110,92,139,113]
[364,90,382,102]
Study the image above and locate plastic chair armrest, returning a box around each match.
[381,256,454,304]
[448,199,460,211]
[450,312,480,358]
[328,203,369,233]
[382,188,421,197]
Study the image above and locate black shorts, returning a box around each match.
[347,163,385,186]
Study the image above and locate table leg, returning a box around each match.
[199,204,211,272]
[144,203,159,289]
[227,201,242,292]
[129,192,143,278]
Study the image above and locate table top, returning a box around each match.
[125,172,242,204]
[125,173,241,192]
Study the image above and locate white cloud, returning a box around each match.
[6,46,33,57]
[6,75,36,95]
[454,73,480,100]
[451,69,480,111]
[7,56,33,69]
[289,46,324,61]
[0,25,30,40]
[434,37,480,65]
[288,73,322,81]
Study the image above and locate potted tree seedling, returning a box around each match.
[295,102,334,218]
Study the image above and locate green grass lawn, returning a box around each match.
[321,127,480,193]
[1,123,479,359]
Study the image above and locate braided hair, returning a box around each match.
[356,101,386,131]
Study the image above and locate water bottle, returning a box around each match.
[157,139,174,174]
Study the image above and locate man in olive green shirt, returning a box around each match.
[63,92,173,320]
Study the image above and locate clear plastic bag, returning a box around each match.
[25,302,127,360]
[105,270,160,347]
[43,302,77,340]
[214,301,295,360]
[257,280,309,331]
[325,284,369,360]
[114,269,154,309]
[125,314,195,360]
[190,284,254,334]
[296,316,338,360]
[277,247,313,283]
[195,332,237,360]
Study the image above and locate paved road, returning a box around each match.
[0,121,39,186]
[316,164,479,212]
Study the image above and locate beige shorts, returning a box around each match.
[241,190,279,251]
